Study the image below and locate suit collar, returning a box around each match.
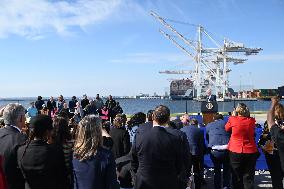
[5,125,21,133]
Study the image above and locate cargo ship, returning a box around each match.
[170,79,194,100]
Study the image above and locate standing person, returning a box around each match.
[35,96,45,114]
[131,105,184,189]
[110,114,130,159]
[49,116,74,189]
[26,102,38,118]
[127,112,146,144]
[112,102,123,118]
[258,121,284,189]
[181,118,205,189]
[206,113,231,189]
[99,105,110,123]
[267,97,284,182]
[47,96,56,117]
[74,102,84,121]
[139,110,154,128]
[84,99,97,116]
[73,115,120,189]
[94,94,104,111]
[58,95,65,112]
[80,94,89,110]
[17,115,69,189]
[225,103,259,189]
[105,95,116,122]
[0,103,27,189]
[69,96,78,114]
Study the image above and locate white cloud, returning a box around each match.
[0,0,124,38]
[110,52,194,65]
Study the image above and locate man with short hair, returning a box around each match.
[94,94,104,111]
[68,96,78,113]
[181,118,204,189]
[206,113,231,189]
[0,103,27,189]
[131,105,184,189]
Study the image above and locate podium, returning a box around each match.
[201,101,218,125]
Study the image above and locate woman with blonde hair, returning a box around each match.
[225,103,259,189]
[72,115,119,189]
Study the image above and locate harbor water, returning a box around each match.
[0,98,277,115]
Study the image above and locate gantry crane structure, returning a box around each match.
[150,11,262,100]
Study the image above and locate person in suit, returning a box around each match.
[140,110,154,128]
[131,105,184,189]
[17,115,69,189]
[206,113,231,189]
[110,114,131,159]
[166,121,192,189]
[0,103,27,189]
[73,115,119,189]
[206,89,217,102]
[225,103,259,189]
[181,118,205,189]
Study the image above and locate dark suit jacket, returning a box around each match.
[17,141,69,189]
[181,125,204,156]
[110,127,130,159]
[131,126,183,189]
[206,119,230,148]
[0,126,26,189]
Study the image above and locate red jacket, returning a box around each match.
[225,116,257,153]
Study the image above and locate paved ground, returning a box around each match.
[202,169,272,188]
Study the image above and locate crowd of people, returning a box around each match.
[0,95,283,189]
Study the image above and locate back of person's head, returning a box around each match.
[30,115,53,139]
[236,103,250,117]
[213,113,224,120]
[168,121,178,129]
[128,112,146,127]
[147,110,154,122]
[3,103,26,126]
[113,114,124,128]
[153,105,170,125]
[37,96,42,100]
[275,103,284,124]
[121,114,127,125]
[74,115,102,161]
[190,118,198,126]
[51,116,71,145]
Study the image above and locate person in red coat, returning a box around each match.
[225,103,259,189]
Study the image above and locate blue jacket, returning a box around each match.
[73,147,119,189]
[206,119,231,148]
[181,125,204,156]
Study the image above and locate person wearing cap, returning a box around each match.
[17,115,69,189]
[0,103,27,189]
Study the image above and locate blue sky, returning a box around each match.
[0,0,283,97]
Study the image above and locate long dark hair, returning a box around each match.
[51,116,71,145]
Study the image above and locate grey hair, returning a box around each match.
[3,103,26,125]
